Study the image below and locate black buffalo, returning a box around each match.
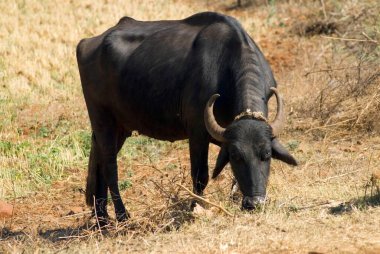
[76,12,297,222]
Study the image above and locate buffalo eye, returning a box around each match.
[261,150,271,161]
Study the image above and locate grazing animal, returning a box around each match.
[76,12,297,222]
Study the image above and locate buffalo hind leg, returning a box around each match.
[86,133,109,224]
[110,129,131,221]
[102,128,131,222]
[93,127,130,223]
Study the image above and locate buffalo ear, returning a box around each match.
[271,138,298,166]
[212,145,230,179]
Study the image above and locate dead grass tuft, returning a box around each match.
[300,48,380,136]
[291,2,380,138]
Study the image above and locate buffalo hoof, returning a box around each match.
[190,199,202,210]
[116,210,131,222]
[91,209,110,227]
[242,196,266,211]
[94,215,110,228]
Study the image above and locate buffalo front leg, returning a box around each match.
[189,133,210,197]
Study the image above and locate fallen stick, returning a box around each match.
[315,169,361,183]
[93,196,104,240]
[297,201,333,210]
[176,184,233,217]
[304,64,375,76]
[62,211,92,218]
[361,32,379,44]
[321,35,378,44]
[58,234,89,240]
[320,0,327,20]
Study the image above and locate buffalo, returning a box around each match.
[76,12,297,222]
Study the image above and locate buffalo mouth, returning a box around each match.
[242,196,266,210]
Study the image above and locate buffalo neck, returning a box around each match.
[232,46,269,118]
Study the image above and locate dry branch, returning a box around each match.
[321,35,379,44]
[93,196,104,240]
[297,201,336,210]
[176,184,233,217]
[315,169,361,183]
[320,0,327,20]
[62,211,92,218]
[304,64,376,76]
[361,32,379,44]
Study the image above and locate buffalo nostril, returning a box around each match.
[242,196,266,210]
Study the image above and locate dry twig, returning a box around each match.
[315,169,361,183]
[176,184,233,217]
[297,201,336,210]
[361,32,379,44]
[321,35,378,44]
[93,196,104,240]
[320,0,327,20]
[62,211,92,218]
[304,64,375,76]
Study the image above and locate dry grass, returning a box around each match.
[1,0,380,253]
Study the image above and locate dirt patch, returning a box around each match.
[259,30,300,72]
[17,103,65,130]
[15,100,83,137]
[0,200,13,218]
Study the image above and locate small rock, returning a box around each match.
[0,200,13,218]
[193,203,213,217]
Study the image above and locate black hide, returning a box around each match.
[77,12,297,220]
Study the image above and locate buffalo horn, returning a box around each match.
[204,94,226,143]
[270,87,286,137]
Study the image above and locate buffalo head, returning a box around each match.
[204,88,297,210]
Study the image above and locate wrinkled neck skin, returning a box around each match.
[231,40,275,118]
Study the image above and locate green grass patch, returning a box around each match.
[0,130,93,198]
[0,131,187,199]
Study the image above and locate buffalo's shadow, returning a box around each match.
[38,198,195,242]
[1,227,26,241]
[329,192,380,215]
[38,224,90,242]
